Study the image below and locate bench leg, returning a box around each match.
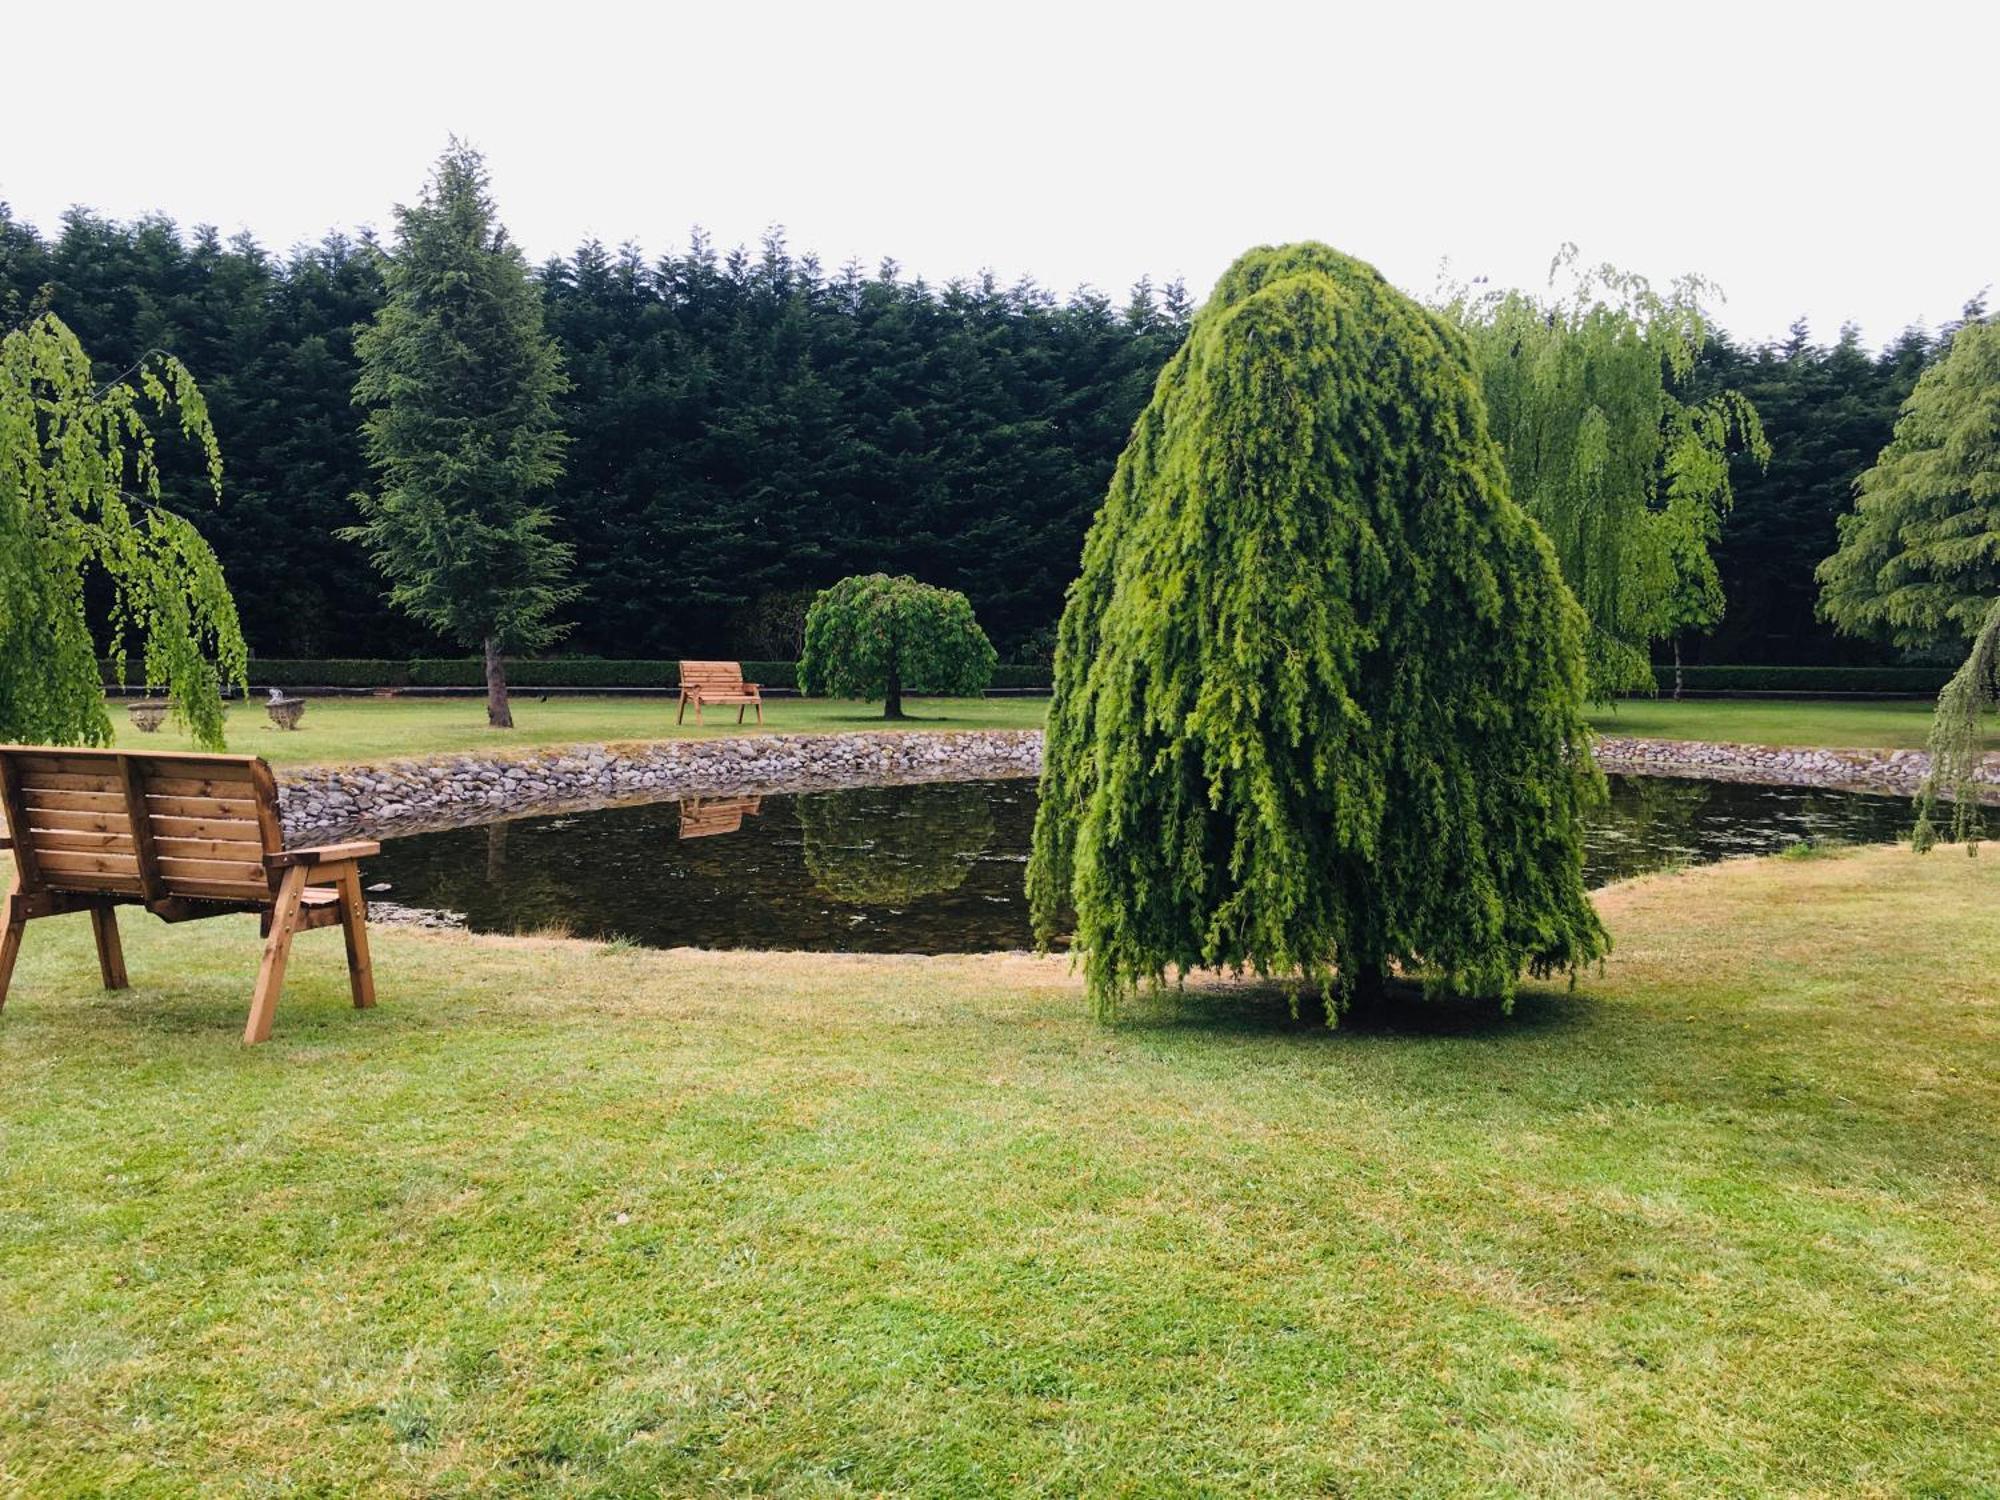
[244,864,308,1044]
[0,885,24,1015]
[334,865,376,1010]
[90,906,128,990]
[738,703,747,724]
[677,694,688,725]
[755,700,763,725]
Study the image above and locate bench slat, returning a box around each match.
[14,770,123,794]
[28,829,136,853]
[155,834,265,860]
[20,788,127,814]
[144,774,259,799]
[144,794,260,820]
[158,855,269,884]
[12,807,131,835]
[35,849,142,878]
[151,814,264,841]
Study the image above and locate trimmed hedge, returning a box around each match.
[1650,665,1952,695]
[103,657,1940,697]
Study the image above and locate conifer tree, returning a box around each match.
[347,143,573,727]
[1028,243,1608,1014]
[0,313,246,748]
[1817,318,2000,846]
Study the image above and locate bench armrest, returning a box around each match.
[267,839,382,869]
[741,683,760,692]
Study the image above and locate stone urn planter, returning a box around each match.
[265,691,307,731]
[126,699,171,733]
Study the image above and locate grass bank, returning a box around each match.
[1,846,1995,1495]
[100,694,1049,768]
[89,693,1976,770]
[1585,696,1949,751]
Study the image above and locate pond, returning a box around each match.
[360,774,1920,954]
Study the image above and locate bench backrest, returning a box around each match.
[0,747,283,905]
[678,660,747,694]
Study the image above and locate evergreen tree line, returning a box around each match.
[0,202,1973,667]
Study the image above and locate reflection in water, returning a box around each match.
[798,784,994,905]
[362,774,1916,955]
[678,795,763,840]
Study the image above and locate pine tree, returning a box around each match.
[347,142,573,726]
[1028,243,1607,1014]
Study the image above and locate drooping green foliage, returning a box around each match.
[1914,599,2000,852]
[0,313,246,748]
[1819,318,2000,849]
[798,783,995,905]
[1817,318,2000,651]
[346,144,574,727]
[798,573,997,718]
[1445,251,1768,697]
[1029,243,1608,1014]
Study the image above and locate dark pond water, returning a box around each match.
[361,774,1918,954]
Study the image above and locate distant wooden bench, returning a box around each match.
[677,661,764,726]
[677,795,763,839]
[0,746,380,1044]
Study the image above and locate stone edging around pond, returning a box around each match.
[1592,736,2000,800]
[277,730,1045,842]
[277,729,2000,842]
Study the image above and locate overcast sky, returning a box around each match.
[7,1,1993,350]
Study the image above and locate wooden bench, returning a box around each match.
[677,661,764,726]
[676,795,763,839]
[0,746,380,1044]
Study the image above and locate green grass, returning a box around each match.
[83,694,1975,770]
[2,847,1996,1495]
[1583,696,1949,750]
[98,694,1051,768]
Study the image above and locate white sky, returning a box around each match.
[6,0,1994,350]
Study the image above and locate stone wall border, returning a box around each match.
[277,729,2000,843]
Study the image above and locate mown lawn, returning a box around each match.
[97,694,1050,768]
[1,846,1995,1496]
[1584,696,1949,750]
[84,693,1978,770]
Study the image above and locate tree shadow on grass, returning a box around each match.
[1115,973,1598,1043]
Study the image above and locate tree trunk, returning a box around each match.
[1672,638,1684,701]
[883,665,905,720]
[484,637,514,728]
[1346,959,1388,1009]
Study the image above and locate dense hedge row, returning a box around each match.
[104,659,1945,696]
[1653,665,1951,694]
[103,659,1055,692]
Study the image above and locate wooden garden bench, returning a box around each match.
[0,746,380,1044]
[677,661,764,725]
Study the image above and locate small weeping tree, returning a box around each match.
[1028,243,1608,1016]
[1817,316,2000,849]
[798,574,996,719]
[0,313,247,749]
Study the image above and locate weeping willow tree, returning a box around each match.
[1028,243,1608,1015]
[1443,250,1767,698]
[1817,318,2000,848]
[0,313,247,748]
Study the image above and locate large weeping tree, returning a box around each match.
[1444,251,1767,699]
[1028,243,1608,1015]
[1817,317,2000,847]
[1,313,246,749]
[348,141,574,729]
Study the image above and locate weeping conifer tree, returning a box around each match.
[1027,243,1608,1014]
